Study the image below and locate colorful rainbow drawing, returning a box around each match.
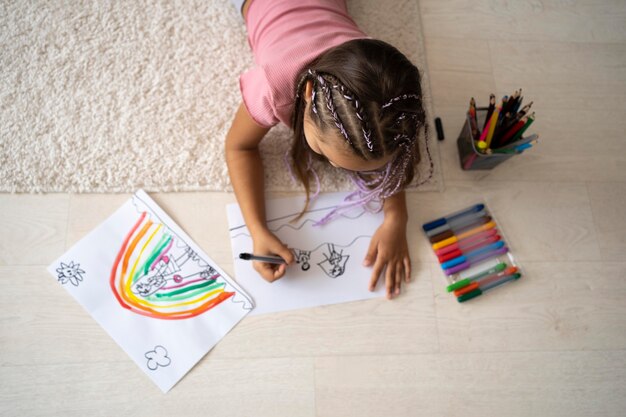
[110,212,234,320]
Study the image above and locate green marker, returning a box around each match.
[457,288,482,302]
[446,262,507,292]
[457,273,522,303]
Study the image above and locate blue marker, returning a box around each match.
[422,204,485,232]
[441,241,505,270]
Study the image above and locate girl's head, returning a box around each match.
[290,39,427,215]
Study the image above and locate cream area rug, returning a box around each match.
[0,0,441,193]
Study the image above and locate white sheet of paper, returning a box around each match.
[226,192,386,315]
[47,190,253,392]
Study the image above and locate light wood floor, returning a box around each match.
[2,1,626,416]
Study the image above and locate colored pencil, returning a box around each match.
[469,97,479,140]
[484,105,500,148]
[509,112,535,144]
[482,94,496,130]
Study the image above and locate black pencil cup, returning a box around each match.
[457,108,515,170]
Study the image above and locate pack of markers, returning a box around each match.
[422,203,522,302]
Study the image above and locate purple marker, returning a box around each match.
[444,246,508,275]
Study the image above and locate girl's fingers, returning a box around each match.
[404,257,411,283]
[368,260,384,291]
[254,261,281,282]
[363,239,379,267]
[395,263,403,296]
[385,264,395,299]
[275,245,295,264]
[273,263,287,280]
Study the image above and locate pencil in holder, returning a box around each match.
[457,108,514,170]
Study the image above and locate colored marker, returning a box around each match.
[239,253,286,264]
[429,229,455,244]
[444,246,508,275]
[432,220,497,251]
[435,228,498,257]
[422,204,485,232]
[437,234,500,262]
[429,216,492,244]
[440,241,505,270]
[446,262,507,292]
[455,281,479,296]
[457,273,522,303]
[456,220,497,241]
[453,266,518,296]
[425,209,488,237]
[481,272,521,291]
[450,216,492,236]
[475,266,519,287]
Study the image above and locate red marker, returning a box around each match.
[437,234,501,263]
[435,228,498,257]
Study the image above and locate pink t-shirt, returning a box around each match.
[240,0,368,128]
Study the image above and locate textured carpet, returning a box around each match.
[0,0,441,193]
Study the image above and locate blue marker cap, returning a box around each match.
[422,204,485,232]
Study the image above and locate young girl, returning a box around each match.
[225,0,431,299]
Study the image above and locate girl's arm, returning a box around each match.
[363,190,411,299]
[225,103,295,281]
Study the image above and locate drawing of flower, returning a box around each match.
[56,261,86,286]
[145,345,171,370]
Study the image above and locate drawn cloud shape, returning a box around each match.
[145,345,171,370]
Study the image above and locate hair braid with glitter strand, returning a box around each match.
[288,39,433,223]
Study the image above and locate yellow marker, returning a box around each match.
[432,235,458,250]
[484,106,500,148]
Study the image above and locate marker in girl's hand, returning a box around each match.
[239,252,287,265]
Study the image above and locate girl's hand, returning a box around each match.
[251,228,295,283]
[363,216,411,299]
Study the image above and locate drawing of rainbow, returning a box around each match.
[110,212,234,320]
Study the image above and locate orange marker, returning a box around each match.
[456,220,497,241]
[454,282,479,297]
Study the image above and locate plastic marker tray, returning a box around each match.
[422,203,522,302]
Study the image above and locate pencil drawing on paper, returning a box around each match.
[317,243,349,278]
[293,249,312,271]
[230,206,372,280]
[145,345,171,370]
[55,261,86,287]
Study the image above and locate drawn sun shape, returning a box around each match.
[56,261,86,287]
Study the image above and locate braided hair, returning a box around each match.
[290,39,431,223]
